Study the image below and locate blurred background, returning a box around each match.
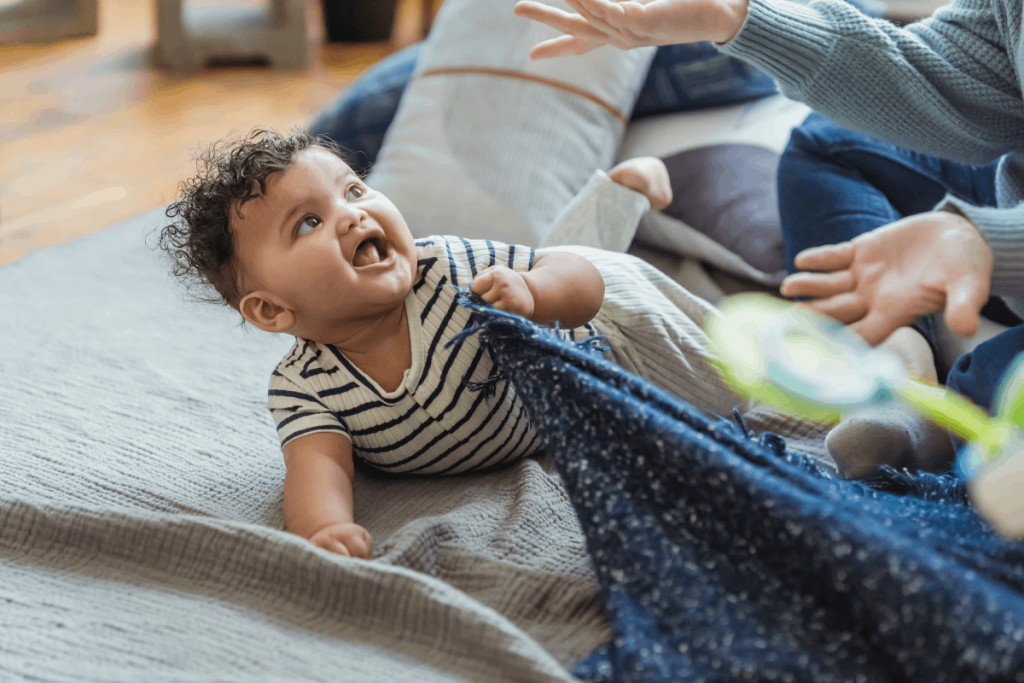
[0,0,942,269]
[0,0,435,267]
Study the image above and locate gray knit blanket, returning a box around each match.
[0,209,608,682]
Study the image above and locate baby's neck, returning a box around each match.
[324,303,412,393]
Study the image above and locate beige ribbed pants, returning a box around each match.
[584,246,833,464]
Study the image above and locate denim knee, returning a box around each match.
[946,325,1024,416]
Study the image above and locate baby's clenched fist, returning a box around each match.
[309,522,373,559]
[470,265,536,320]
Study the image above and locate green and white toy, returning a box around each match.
[705,293,1024,538]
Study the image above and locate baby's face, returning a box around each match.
[232,147,417,337]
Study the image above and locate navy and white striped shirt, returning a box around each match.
[267,235,597,475]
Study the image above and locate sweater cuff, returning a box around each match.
[938,195,1024,298]
[717,0,836,92]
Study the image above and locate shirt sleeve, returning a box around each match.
[436,235,536,286]
[719,0,1024,166]
[438,235,601,341]
[267,369,350,448]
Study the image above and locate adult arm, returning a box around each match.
[733,0,1024,312]
[719,0,1024,165]
[517,0,1024,163]
[517,0,1024,302]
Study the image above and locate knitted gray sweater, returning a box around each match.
[721,0,1024,300]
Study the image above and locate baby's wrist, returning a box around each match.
[517,271,541,321]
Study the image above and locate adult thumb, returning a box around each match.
[944,274,988,338]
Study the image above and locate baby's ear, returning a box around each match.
[239,292,295,333]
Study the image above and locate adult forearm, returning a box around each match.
[720,0,1024,165]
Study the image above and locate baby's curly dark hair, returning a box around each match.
[159,128,350,308]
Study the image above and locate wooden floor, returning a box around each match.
[0,0,428,267]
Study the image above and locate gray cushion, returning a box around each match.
[659,144,784,277]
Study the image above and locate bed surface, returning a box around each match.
[0,209,608,682]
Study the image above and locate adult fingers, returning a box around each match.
[563,0,616,32]
[529,34,604,59]
[943,273,989,339]
[563,0,638,43]
[801,292,868,326]
[854,310,906,347]
[792,241,855,273]
[779,270,855,300]
[514,1,606,38]
[576,0,628,20]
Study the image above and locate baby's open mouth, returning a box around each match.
[353,236,388,268]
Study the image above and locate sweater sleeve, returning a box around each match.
[938,194,1024,299]
[722,0,1024,299]
[719,0,1024,165]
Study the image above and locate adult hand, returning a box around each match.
[779,211,993,346]
[512,0,749,59]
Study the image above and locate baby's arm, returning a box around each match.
[281,432,373,559]
[470,250,604,328]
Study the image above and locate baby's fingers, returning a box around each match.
[470,270,495,296]
[793,242,855,272]
[316,537,352,557]
[346,532,373,559]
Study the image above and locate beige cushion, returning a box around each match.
[366,0,654,246]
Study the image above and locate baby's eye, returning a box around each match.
[346,185,365,201]
[297,216,320,236]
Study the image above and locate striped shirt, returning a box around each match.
[267,235,597,475]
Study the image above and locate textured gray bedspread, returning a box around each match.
[0,210,607,682]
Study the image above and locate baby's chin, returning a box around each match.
[295,294,413,343]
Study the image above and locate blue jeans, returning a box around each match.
[777,113,1019,415]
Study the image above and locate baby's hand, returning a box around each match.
[308,522,373,559]
[471,265,536,319]
[608,157,672,212]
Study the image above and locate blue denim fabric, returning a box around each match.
[777,112,1013,384]
[947,326,1024,415]
[777,113,1000,274]
[628,43,777,120]
[455,294,1024,683]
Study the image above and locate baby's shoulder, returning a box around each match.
[270,338,325,387]
[414,235,463,257]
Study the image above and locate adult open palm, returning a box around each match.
[779,211,993,346]
[512,0,748,59]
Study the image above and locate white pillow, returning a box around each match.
[365,0,655,246]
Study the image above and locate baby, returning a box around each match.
[160,128,680,559]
